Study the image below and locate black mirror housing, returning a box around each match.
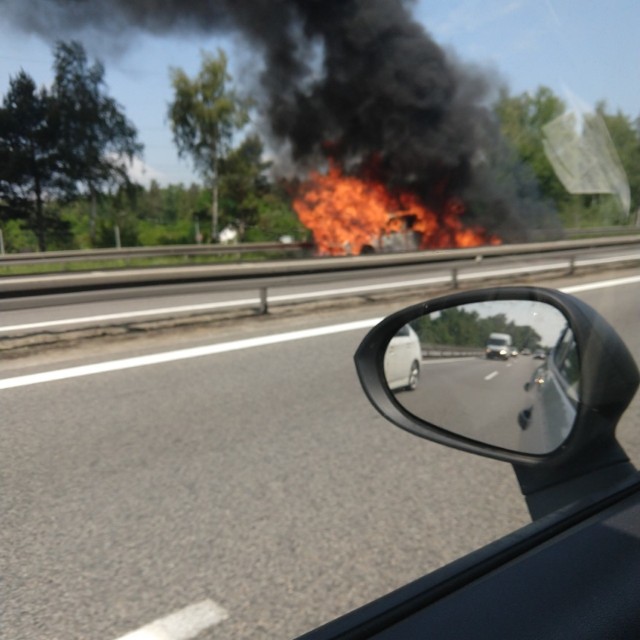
[354,286,639,518]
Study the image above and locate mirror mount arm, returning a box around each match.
[513,290,640,520]
[515,458,639,520]
[513,414,639,520]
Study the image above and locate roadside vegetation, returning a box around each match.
[413,307,543,351]
[1,42,639,257]
[0,250,309,277]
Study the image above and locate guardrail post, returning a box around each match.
[259,287,268,314]
[452,267,458,289]
[568,256,575,275]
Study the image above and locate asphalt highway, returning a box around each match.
[397,356,550,451]
[2,270,639,639]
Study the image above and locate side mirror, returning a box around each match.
[355,287,639,519]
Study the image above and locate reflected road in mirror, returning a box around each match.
[385,300,578,455]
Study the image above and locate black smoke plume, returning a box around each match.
[2,0,559,239]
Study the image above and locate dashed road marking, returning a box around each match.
[484,371,499,381]
[114,600,228,640]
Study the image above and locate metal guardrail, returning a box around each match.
[1,236,639,312]
[1,230,639,266]
[422,345,485,358]
[0,241,313,264]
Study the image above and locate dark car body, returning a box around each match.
[519,326,578,451]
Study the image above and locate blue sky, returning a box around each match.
[0,0,637,187]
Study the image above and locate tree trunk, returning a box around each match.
[211,155,219,242]
[34,173,46,252]
[211,180,219,243]
[89,186,97,244]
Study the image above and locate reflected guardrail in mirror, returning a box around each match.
[421,345,486,358]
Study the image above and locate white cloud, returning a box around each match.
[125,156,169,188]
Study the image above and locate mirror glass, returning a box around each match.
[384,300,579,454]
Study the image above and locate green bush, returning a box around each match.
[1,219,39,253]
[137,219,197,245]
[243,196,306,242]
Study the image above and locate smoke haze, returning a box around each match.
[2,0,559,239]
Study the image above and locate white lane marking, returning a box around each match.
[560,274,640,294]
[114,599,228,640]
[0,318,382,390]
[484,371,499,381]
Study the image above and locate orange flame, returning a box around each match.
[293,161,500,255]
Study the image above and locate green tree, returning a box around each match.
[131,181,211,244]
[596,103,640,223]
[0,219,39,252]
[52,41,142,243]
[494,86,568,207]
[414,308,483,346]
[218,134,271,237]
[243,191,307,242]
[139,179,164,224]
[414,308,541,350]
[92,182,141,248]
[494,87,640,228]
[0,71,72,250]
[168,49,250,241]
